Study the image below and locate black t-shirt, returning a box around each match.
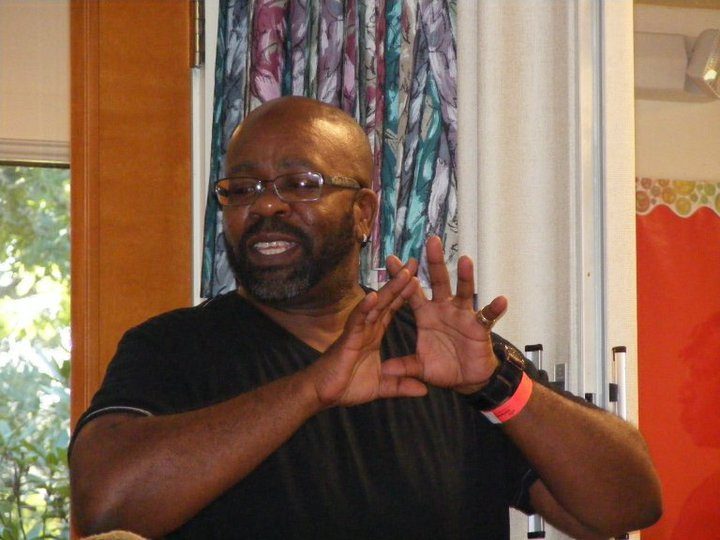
[73,292,538,539]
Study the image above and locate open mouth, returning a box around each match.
[244,236,305,267]
[237,218,312,270]
[252,240,299,256]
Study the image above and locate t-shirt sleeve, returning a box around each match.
[69,319,187,453]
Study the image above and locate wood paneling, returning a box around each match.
[71,0,193,427]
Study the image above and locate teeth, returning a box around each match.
[253,240,296,255]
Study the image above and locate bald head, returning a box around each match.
[226,97,374,188]
[220,97,378,307]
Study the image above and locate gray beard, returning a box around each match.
[236,258,313,303]
[225,214,356,305]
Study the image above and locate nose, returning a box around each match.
[248,184,291,217]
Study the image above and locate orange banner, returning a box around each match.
[637,178,720,538]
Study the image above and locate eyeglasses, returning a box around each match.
[214,171,362,207]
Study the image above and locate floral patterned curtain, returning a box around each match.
[201,0,458,298]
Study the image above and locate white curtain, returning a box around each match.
[457,1,637,538]
[457,0,576,382]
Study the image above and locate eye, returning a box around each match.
[282,173,321,191]
[226,180,258,196]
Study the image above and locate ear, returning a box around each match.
[353,188,378,244]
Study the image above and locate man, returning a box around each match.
[70,97,662,539]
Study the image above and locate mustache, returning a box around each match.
[238,217,313,252]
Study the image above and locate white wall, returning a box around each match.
[0,0,70,163]
[635,4,720,181]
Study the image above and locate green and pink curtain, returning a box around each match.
[202,0,458,297]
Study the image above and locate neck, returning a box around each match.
[238,277,366,353]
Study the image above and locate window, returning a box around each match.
[0,164,70,538]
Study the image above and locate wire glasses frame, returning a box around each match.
[214,171,362,207]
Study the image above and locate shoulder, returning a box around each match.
[119,291,252,347]
[136,291,246,327]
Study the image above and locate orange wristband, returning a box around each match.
[482,372,533,424]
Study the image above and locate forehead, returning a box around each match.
[226,157,318,176]
[225,115,351,175]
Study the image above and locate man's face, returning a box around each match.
[221,106,368,306]
[225,211,355,304]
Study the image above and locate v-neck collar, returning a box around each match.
[229,292,326,356]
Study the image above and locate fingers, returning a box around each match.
[455,255,475,308]
[476,295,508,330]
[341,260,420,356]
[378,376,427,399]
[386,255,402,276]
[485,295,508,320]
[381,355,424,379]
[379,354,427,398]
[384,255,427,313]
[386,255,418,278]
[362,264,417,325]
[385,240,487,316]
[425,236,452,300]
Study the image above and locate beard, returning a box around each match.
[225,214,356,304]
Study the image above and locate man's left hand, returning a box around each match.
[382,236,505,394]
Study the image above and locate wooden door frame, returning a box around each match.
[70,0,194,427]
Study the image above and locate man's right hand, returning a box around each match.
[70,259,425,537]
[307,257,427,408]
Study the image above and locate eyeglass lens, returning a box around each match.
[216,173,323,206]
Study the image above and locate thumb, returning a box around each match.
[378,375,428,399]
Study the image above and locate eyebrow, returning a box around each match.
[226,158,318,176]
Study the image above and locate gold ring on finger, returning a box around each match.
[476,309,496,329]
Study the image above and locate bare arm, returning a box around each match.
[70,266,423,538]
[71,372,321,537]
[382,237,662,537]
[509,383,662,537]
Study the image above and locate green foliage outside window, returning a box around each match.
[0,165,71,539]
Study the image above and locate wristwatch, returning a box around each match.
[464,341,526,411]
